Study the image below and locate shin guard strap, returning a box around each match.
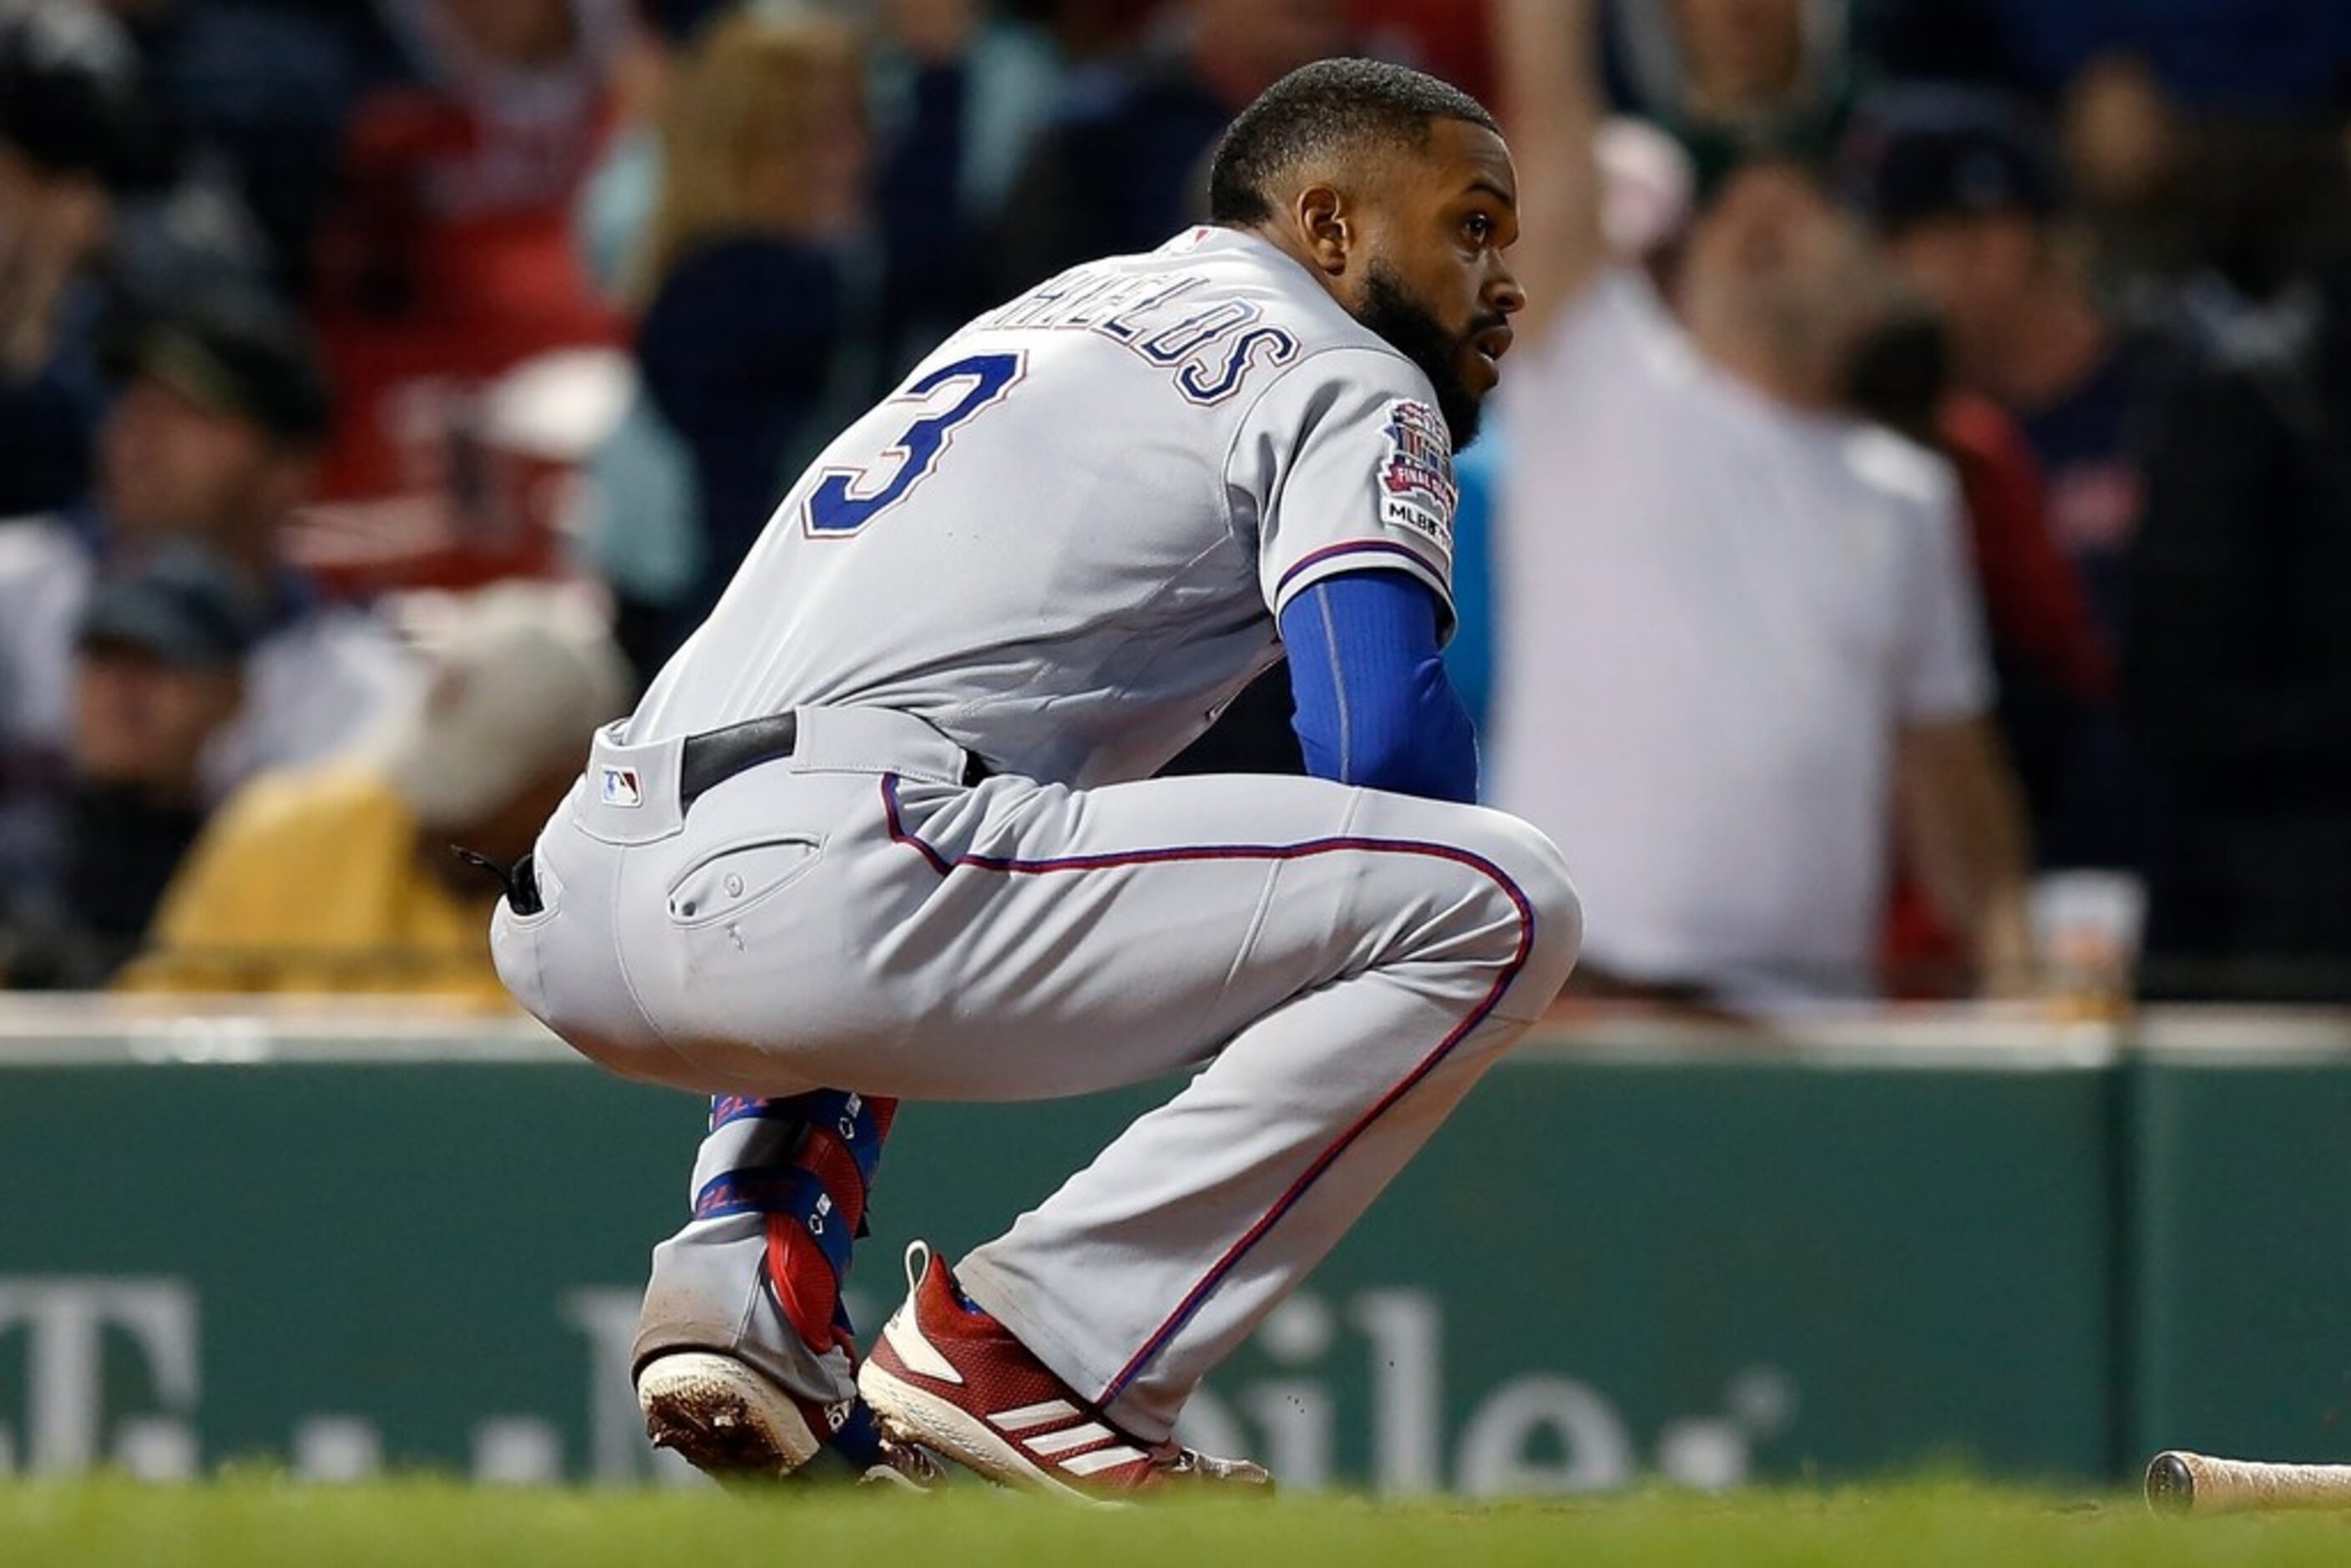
[692,1166,856,1281]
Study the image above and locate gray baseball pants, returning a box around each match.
[493,706,1581,1442]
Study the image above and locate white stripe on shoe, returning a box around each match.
[858,1358,1121,1507]
[1025,1422,1114,1457]
[1062,1445,1149,1476]
[991,1399,1079,1432]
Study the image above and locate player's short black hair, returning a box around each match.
[1208,58,1500,226]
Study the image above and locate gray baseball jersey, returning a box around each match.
[496,225,1580,1459]
[628,225,1463,786]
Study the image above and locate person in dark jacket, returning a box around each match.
[1,541,266,988]
[629,9,879,659]
[988,0,1347,297]
[2126,270,2351,1002]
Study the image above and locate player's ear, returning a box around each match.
[1294,185,1350,276]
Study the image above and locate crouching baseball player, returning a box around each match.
[490,58,1581,1499]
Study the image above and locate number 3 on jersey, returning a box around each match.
[803,352,1025,537]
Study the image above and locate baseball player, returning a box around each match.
[490,58,1582,1498]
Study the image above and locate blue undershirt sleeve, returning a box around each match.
[1278,569,1480,805]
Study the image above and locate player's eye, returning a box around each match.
[1462,214,1494,249]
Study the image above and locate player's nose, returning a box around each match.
[1486,262,1526,319]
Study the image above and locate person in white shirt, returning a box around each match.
[1487,0,2032,1006]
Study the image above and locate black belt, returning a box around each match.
[679,711,990,812]
[471,712,985,916]
[679,711,802,812]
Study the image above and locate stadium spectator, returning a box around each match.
[1858,0,2351,118]
[564,0,699,682]
[1844,301,2114,848]
[570,0,1066,679]
[0,542,265,989]
[122,584,629,998]
[0,0,142,517]
[1,0,282,372]
[1845,306,2115,992]
[3,0,291,302]
[866,0,1069,366]
[1488,0,2033,1007]
[1019,0,1352,777]
[1348,0,1494,104]
[624,9,880,662]
[988,0,1348,293]
[1856,3,2351,341]
[585,0,1064,371]
[94,0,367,295]
[2125,265,2351,1003]
[1852,89,2180,871]
[0,298,416,922]
[305,0,625,586]
[1605,0,1862,190]
[1005,0,1155,62]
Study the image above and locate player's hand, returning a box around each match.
[1971,896,2043,1003]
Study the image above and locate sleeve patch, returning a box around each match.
[1378,398,1458,556]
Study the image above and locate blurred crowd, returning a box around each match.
[3,0,2350,1012]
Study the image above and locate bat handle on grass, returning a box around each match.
[2146,1449,2351,1514]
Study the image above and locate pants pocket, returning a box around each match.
[665,836,825,927]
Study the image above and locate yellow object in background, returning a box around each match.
[119,765,511,1004]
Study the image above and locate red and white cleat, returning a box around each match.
[857,1242,1274,1503]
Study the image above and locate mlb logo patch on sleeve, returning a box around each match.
[600,766,644,807]
[1378,398,1457,558]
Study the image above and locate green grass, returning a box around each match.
[7,1476,2351,1567]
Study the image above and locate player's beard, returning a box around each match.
[1355,261,1494,453]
